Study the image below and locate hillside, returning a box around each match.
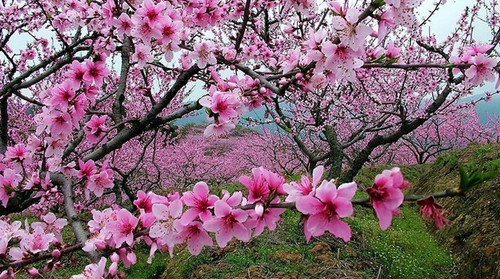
[412,143,500,278]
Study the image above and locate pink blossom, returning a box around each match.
[83,60,110,87]
[190,41,217,68]
[50,81,75,108]
[88,208,114,234]
[85,85,99,104]
[78,159,96,179]
[4,144,30,164]
[265,169,286,195]
[135,0,166,25]
[118,247,137,268]
[65,61,87,89]
[465,53,497,85]
[377,9,395,41]
[71,257,107,279]
[200,91,241,122]
[107,209,139,247]
[281,49,300,73]
[284,165,324,202]
[149,200,183,240]
[463,44,492,61]
[203,199,250,248]
[44,137,64,158]
[296,180,357,242]
[32,213,67,242]
[245,198,285,237]
[385,41,401,59]
[239,167,284,204]
[134,190,169,213]
[417,196,449,229]
[0,169,23,207]
[322,41,363,70]
[203,120,235,137]
[85,115,108,144]
[0,220,22,240]
[157,16,182,46]
[86,170,114,199]
[321,41,363,82]
[367,167,408,230]
[70,93,88,124]
[21,226,55,254]
[180,182,218,225]
[173,220,213,255]
[132,44,154,69]
[26,267,40,277]
[114,13,134,38]
[149,200,183,256]
[132,20,162,44]
[332,8,372,51]
[47,110,72,137]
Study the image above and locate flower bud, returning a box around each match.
[255,203,264,217]
[109,262,118,276]
[51,249,61,259]
[110,252,120,263]
[94,240,107,250]
[27,267,40,276]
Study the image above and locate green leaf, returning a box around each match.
[205,107,214,117]
[373,0,386,8]
[458,164,499,191]
[372,54,386,63]
[4,186,16,194]
[385,57,400,64]
[458,165,469,190]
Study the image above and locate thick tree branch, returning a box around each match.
[51,173,100,262]
[83,66,200,162]
[112,36,132,126]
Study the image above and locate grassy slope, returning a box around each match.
[412,143,500,278]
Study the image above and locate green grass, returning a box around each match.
[172,210,323,278]
[352,165,454,279]
[124,245,168,279]
[349,206,454,279]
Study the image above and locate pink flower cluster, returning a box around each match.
[451,45,498,87]
[417,196,449,229]
[77,160,114,199]
[76,166,357,275]
[0,165,446,278]
[367,167,410,230]
[199,85,245,137]
[0,213,67,278]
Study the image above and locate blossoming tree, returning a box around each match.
[0,0,499,277]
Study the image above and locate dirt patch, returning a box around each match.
[268,251,303,263]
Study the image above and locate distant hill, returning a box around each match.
[475,95,500,124]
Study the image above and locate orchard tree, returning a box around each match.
[254,1,500,181]
[0,0,499,277]
[379,103,498,165]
